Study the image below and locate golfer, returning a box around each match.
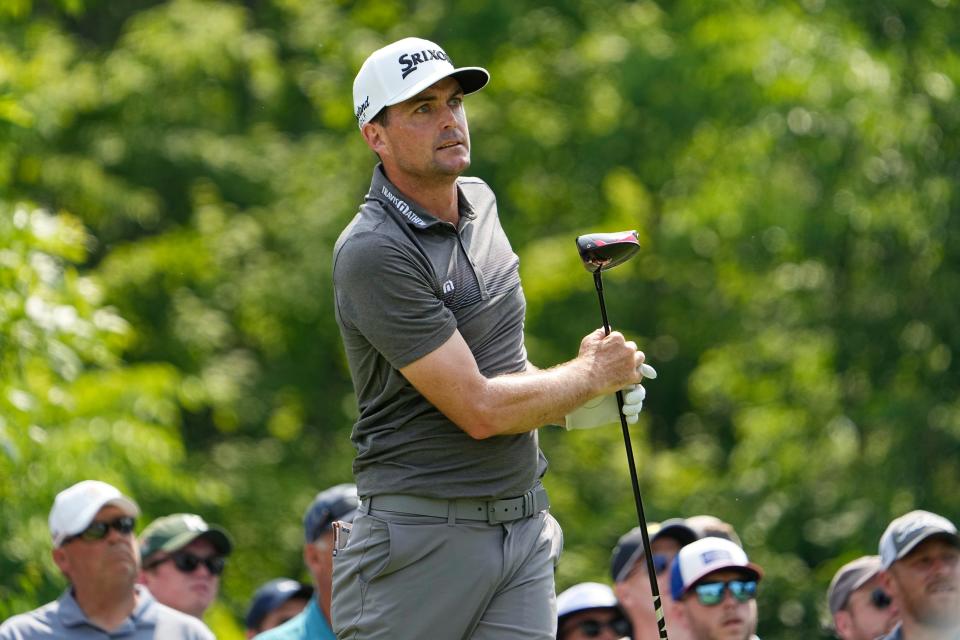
[332,37,653,640]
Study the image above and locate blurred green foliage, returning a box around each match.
[2,1,959,638]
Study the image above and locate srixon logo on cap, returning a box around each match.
[397,48,450,79]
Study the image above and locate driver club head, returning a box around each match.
[576,230,640,273]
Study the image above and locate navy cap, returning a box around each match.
[244,578,313,630]
[303,483,359,543]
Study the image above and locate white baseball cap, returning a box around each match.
[352,37,489,128]
[670,536,763,600]
[49,480,140,547]
[557,582,621,621]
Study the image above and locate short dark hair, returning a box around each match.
[370,107,389,127]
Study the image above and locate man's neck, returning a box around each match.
[383,169,460,225]
[317,583,332,624]
[74,582,138,632]
[901,618,960,640]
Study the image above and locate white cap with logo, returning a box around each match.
[670,536,763,600]
[352,37,489,128]
[557,582,620,621]
[49,480,140,547]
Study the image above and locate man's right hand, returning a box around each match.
[577,328,651,396]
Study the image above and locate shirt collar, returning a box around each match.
[304,597,333,633]
[56,588,87,628]
[57,584,154,630]
[367,164,476,228]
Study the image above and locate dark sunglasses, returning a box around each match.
[625,553,670,580]
[652,553,670,575]
[65,516,136,543]
[571,616,631,638]
[147,551,226,576]
[693,579,758,606]
[870,587,892,610]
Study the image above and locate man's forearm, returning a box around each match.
[470,360,600,437]
[401,328,643,439]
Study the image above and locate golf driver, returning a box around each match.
[576,229,669,640]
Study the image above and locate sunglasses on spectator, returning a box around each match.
[652,553,670,575]
[870,588,892,610]
[626,553,669,579]
[65,516,136,543]
[569,616,631,638]
[692,579,758,606]
[146,551,226,576]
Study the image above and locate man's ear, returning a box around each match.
[878,569,895,597]
[303,543,320,573]
[669,600,691,631]
[833,609,852,638]
[52,547,70,578]
[361,122,387,156]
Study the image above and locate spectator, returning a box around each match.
[0,480,213,639]
[333,35,651,640]
[245,578,313,638]
[669,536,763,640]
[827,555,899,640]
[685,515,743,548]
[557,582,632,640]
[611,519,698,640]
[256,483,359,640]
[877,509,960,640]
[137,513,233,620]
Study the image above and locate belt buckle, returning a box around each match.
[486,499,500,525]
[522,491,534,517]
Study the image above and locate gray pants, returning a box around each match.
[331,502,563,640]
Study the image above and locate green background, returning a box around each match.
[2,0,958,637]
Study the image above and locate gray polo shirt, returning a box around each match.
[0,586,215,639]
[333,165,548,500]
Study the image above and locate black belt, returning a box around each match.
[364,486,549,525]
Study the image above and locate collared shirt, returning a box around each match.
[0,585,214,639]
[879,623,903,640]
[333,164,547,500]
[253,598,334,640]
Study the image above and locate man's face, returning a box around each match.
[140,538,223,618]
[304,529,335,584]
[652,537,683,595]
[884,537,960,630]
[559,607,631,640]
[246,596,310,638]
[674,569,758,640]
[52,505,139,593]
[364,76,471,184]
[614,536,685,639]
[834,575,899,640]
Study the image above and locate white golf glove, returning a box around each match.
[564,360,657,431]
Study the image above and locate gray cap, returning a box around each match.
[685,514,743,547]
[879,509,959,569]
[828,555,881,614]
[610,518,698,583]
